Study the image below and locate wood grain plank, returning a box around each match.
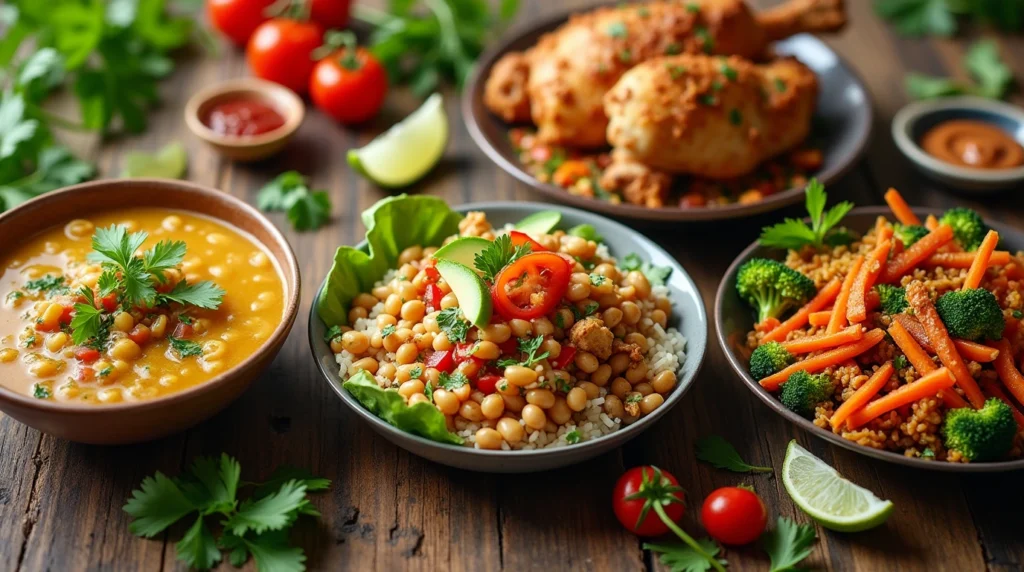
[0,418,42,570]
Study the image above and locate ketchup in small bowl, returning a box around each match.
[203,98,286,137]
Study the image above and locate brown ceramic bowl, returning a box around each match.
[462,7,873,222]
[184,78,304,162]
[715,206,1024,472]
[0,179,301,444]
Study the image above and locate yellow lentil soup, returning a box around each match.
[0,208,285,405]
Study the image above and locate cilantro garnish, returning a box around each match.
[32,384,51,399]
[645,538,726,572]
[169,336,203,358]
[124,454,329,571]
[424,381,435,402]
[761,516,817,572]
[921,447,936,459]
[758,179,853,250]
[589,273,607,287]
[606,21,627,38]
[24,274,65,293]
[99,366,114,377]
[499,335,551,369]
[70,287,106,347]
[256,171,332,231]
[719,60,738,81]
[571,302,601,321]
[474,234,531,282]
[664,43,682,55]
[436,307,469,343]
[695,435,773,473]
[729,108,743,126]
[1013,310,1024,320]
[626,393,643,405]
[323,325,343,343]
[409,365,423,379]
[893,355,909,370]
[565,429,581,444]
[381,324,397,338]
[774,78,787,92]
[439,371,470,391]
[621,253,673,287]
[694,26,713,53]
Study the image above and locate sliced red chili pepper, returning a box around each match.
[492,252,572,321]
[425,349,455,373]
[75,347,100,364]
[552,345,576,370]
[424,284,443,313]
[508,230,546,252]
[476,374,500,395]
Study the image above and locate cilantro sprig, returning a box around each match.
[70,287,108,347]
[695,435,774,474]
[761,516,817,572]
[497,335,550,368]
[758,179,853,250]
[436,307,470,343]
[257,171,332,231]
[473,233,531,282]
[124,454,330,572]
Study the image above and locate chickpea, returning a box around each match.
[505,365,538,387]
[203,340,227,361]
[370,331,384,349]
[29,358,60,378]
[497,378,519,396]
[398,245,423,266]
[353,293,378,310]
[422,312,440,333]
[566,387,587,411]
[651,370,677,394]
[626,360,648,384]
[378,362,397,381]
[521,404,547,429]
[384,294,402,316]
[401,300,426,322]
[625,332,648,352]
[395,343,419,365]
[459,400,484,422]
[110,338,142,361]
[501,393,526,413]
[548,397,572,424]
[574,351,599,374]
[475,427,503,449]
[656,296,672,313]
[591,364,612,386]
[532,317,554,337]
[593,263,619,281]
[45,332,68,353]
[562,236,592,258]
[640,393,664,414]
[602,307,623,329]
[603,395,625,418]
[399,381,424,402]
[414,332,434,351]
[472,341,500,360]
[340,331,370,355]
[457,359,481,379]
[481,394,505,419]
[565,282,591,302]
[624,271,652,299]
[408,393,429,406]
[440,293,459,310]
[651,309,668,329]
[509,319,532,338]
[433,389,460,415]
[453,383,472,401]
[577,381,600,400]
[372,285,391,300]
[352,357,379,374]
[497,417,525,443]
[422,367,441,384]
[397,266,418,285]
[611,377,631,399]
[429,331,450,352]
[609,353,631,375]
[634,382,654,396]
[150,315,168,338]
[479,323,511,343]
[620,301,641,325]
[0,348,18,363]
[526,388,556,409]
[540,338,561,359]
[396,364,420,383]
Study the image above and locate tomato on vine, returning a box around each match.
[309,31,388,124]
[246,18,324,94]
[701,486,768,546]
[207,0,275,46]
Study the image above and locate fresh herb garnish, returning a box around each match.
[518,335,550,368]
[567,223,604,243]
[621,253,673,286]
[324,325,343,343]
[645,538,726,572]
[473,234,531,282]
[439,371,470,391]
[685,2,701,13]
[556,376,572,393]
[22,335,36,348]
[169,336,203,358]
[626,393,643,405]
[607,21,627,38]
[124,454,329,571]
[570,301,600,321]
[667,64,687,80]
[24,274,64,293]
[758,179,853,250]
[1013,310,1024,320]
[893,354,909,370]
[695,435,773,473]
[32,383,51,399]
[729,108,743,126]
[905,40,1012,101]
[99,366,114,377]
[436,307,469,343]
[664,42,682,55]
[719,60,737,81]
[256,171,332,231]
[921,447,936,459]
[698,94,717,106]
[874,0,1023,37]
[381,324,397,338]
[694,26,713,53]
[761,516,817,572]
[774,78,787,92]
[589,273,607,287]
[424,381,435,402]
[70,288,106,347]
[565,429,581,444]
[409,365,423,379]
[618,49,633,64]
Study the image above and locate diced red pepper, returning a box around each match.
[454,342,475,364]
[424,284,443,313]
[476,374,500,395]
[173,322,194,339]
[77,367,95,382]
[75,347,100,364]
[424,260,440,283]
[552,345,576,370]
[100,293,118,313]
[498,338,518,356]
[59,305,75,325]
[425,349,455,373]
[128,325,151,345]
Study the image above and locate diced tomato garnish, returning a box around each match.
[424,261,440,283]
[425,349,455,373]
[173,322,194,339]
[498,338,518,355]
[476,374,501,394]
[424,284,443,313]
[552,345,576,370]
[75,347,100,363]
[77,367,95,382]
[128,325,151,345]
[100,293,118,313]
[508,230,547,252]
[454,342,475,364]
[59,305,75,325]
[35,322,57,332]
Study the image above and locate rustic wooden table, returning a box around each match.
[2,1,1023,570]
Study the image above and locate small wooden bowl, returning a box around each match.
[0,179,301,444]
[184,78,304,162]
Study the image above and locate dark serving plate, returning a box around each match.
[715,206,1024,472]
[462,7,873,222]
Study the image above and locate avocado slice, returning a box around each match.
[432,236,490,272]
[434,259,492,327]
[515,211,562,236]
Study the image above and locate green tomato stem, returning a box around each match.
[652,502,726,572]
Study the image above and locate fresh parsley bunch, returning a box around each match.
[758,179,854,250]
[257,171,332,231]
[124,454,330,572]
[875,0,1024,37]
[905,40,1012,100]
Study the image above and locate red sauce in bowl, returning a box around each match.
[203,98,286,137]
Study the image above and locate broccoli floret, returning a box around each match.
[875,284,908,315]
[944,398,1018,462]
[736,258,817,324]
[940,207,988,251]
[749,341,795,380]
[935,289,1005,341]
[780,370,835,418]
[893,224,929,248]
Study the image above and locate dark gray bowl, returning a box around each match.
[309,202,707,472]
[715,206,1024,472]
[462,7,873,222]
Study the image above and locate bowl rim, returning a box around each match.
[0,178,302,415]
[308,200,709,459]
[714,205,1024,472]
[892,96,1024,184]
[183,77,305,148]
[461,6,874,222]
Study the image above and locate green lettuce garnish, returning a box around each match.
[316,195,463,326]
[343,371,463,445]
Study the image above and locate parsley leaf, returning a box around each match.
[252,466,332,498]
[439,371,470,390]
[143,240,187,277]
[761,516,817,572]
[324,325,343,343]
[0,92,39,162]
[473,234,531,281]
[157,280,225,309]
[589,273,607,287]
[381,324,397,337]
[893,354,909,370]
[224,480,307,536]
[518,335,550,368]
[169,336,203,358]
[565,429,581,444]
[24,274,64,293]
[695,435,773,473]
[759,179,853,250]
[644,538,727,572]
[257,171,332,231]
[124,471,196,538]
[70,288,105,346]
[176,516,221,570]
[436,307,469,343]
[874,0,956,36]
[32,383,51,399]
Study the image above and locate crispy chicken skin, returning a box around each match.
[604,54,817,179]
[483,0,844,147]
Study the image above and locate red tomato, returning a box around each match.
[128,325,151,346]
[247,19,323,94]
[700,487,768,546]
[476,374,500,394]
[424,263,440,283]
[498,338,518,355]
[100,293,118,313]
[424,284,443,313]
[613,466,685,537]
[310,0,352,29]
[309,47,387,124]
[508,230,546,252]
[74,347,100,364]
[491,252,572,320]
[551,345,576,370]
[425,349,454,373]
[59,305,75,326]
[173,322,194,339]
[207,0,274,46]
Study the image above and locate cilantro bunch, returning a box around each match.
[124,454,330,572]
[257,171,332,231]
[758,179,854,251]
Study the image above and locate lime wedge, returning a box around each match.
[782,440,894,532]
[121,142,188,179]
[348,93,448,188]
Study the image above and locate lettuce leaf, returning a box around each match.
[316,194,463,326]
[343,371,463,445]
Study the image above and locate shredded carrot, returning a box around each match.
[992,339,1024,406]
[892,314,1000,363]
[827,256,863,333]
[755,317,781,334]
[879,224,954,284]
[846,368,956,429]
[884,188,920,226]
[906,282,986,408]
[847,240,891,323]
[781,326,864,354]
[830,362,895,431]
[761,278,843,344]
[979,378,1024,429]
[808,311,832,327]
[923,251,1011,269]
[889,318,967,409]
[963,229,1000,290]
[760,329,886,391]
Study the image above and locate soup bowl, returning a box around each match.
[0,179,300,444]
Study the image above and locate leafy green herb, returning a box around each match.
[626,393,643,405]
[124,454,329,571]
[256,171,332,231]
[24,274,64,293]
[381,324,397,338]
[324,325,343,343]
[589,273,607,287]
[99,366,114,377]
[694,26,713,53]
[7,291,24,303]
[120,141,187,178]
[905,40,1012,100]
[665,42,682,55]
[667,64,687,80]
[719,60,737,81]
[685,2,701,13]
[178,313,194,325]
[517,335,549,368]
[893,354,909,370]
[645,538,726,572]
[1013,310,1023,320]
[169,336,203,358]
[637,7,650,18]
[22,335,36,348]
[618,49,633,64]
[621,253,673,286]
[698,94,716,106]
[761,516,817,572]
[436,307,469,343]
[70,287,106,346]
[921,447,936,459]
[424,381,435,402]
[32,383,50,399]
[567,223,604,243]
[439,371,470,391]
[774,78,787,92]
[409,365,423,379]
[556,376,572,393]
[695,435,773,473]
[565,429,581,444]
[759,179,853,250]
[473,234,531,282]
[729,108,742,126]
[607,21,627,38]
[874,0,1023,37]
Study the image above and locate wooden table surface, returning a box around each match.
[2,1,1023,571]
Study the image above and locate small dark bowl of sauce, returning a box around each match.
[893,97,1024,192]
[185,78,304,162]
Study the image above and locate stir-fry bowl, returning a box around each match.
[716,206,1024,472]
[309,202,707,472]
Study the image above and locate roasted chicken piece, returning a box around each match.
[484,0,844,148]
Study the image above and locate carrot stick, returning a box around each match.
[979,378,1024,429]
[879,224,954,284]
[848,240,891,324]
[781,326,864,354]
[760,329,886,391]
[809,311,832,327]
[755,317,781,334]
[830,362,895,431]
[884,188,920,226]
[923,251,1011,269]
[827,256,864,333]
[992,339,1024,406]
[846,368,956,429]
[963,230,1000,290]
[906,281,986,408]
[892,314,1000,362]
[925,215,938,231]
[762,278,843,344]
[889,317,968,409]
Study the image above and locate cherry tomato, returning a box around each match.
[75,347,100,364]
[247,19,323,94]
[310,46,388,124]
[551,345,576,370]
[425,349,454,373]
[476,374,500,394]
[700,487,768,546]
[492,252,572,320]
[310,0,352,29]
[207,0,274,46]
[508,230,546,252]
[613,466,685,537]
[424,284,443,313]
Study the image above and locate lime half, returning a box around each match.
[782,441,894,532]
[348,93,448,188]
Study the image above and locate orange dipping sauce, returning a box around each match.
[920,120,1024,170]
